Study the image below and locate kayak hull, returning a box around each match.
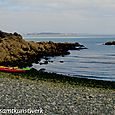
[0,68,26,73]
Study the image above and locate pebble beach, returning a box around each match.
[0,72,114,115]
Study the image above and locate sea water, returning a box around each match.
[24,36,115,81]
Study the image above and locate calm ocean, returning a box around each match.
[24,36,115,81]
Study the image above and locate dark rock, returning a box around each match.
[0,30,5,38]
[104,41,115,45]
[44,57,49,60]
[38,68,46,72]
[39,63,43,65]
[13,32,21,36]
[44,61,48,64]
[49,61,53,63]
[60,61,64,63]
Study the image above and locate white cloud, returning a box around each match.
[0,0,115,34]
[1,0,115,17]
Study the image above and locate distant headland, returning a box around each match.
[0,31,86,67]
[24,32,115,38]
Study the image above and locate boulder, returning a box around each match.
[104,41,115,45]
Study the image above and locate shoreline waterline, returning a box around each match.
[1,68,114,89]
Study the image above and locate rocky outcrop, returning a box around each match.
[104,41,115,45]
[0,31,86,67]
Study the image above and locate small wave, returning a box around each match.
[106,54,115,56]
[73,74,115,81]
[80,61,115,64]
[96,43,104,45]
[77,56,109,59]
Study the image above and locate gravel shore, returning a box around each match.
[0,73,115,115]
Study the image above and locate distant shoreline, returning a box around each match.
[23,33,115,38]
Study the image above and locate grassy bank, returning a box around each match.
[0,68,115,90]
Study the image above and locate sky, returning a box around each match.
[0,0,115,34]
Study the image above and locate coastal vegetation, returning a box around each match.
[0,31,86,67]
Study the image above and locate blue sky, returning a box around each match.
[0,0,115,34]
